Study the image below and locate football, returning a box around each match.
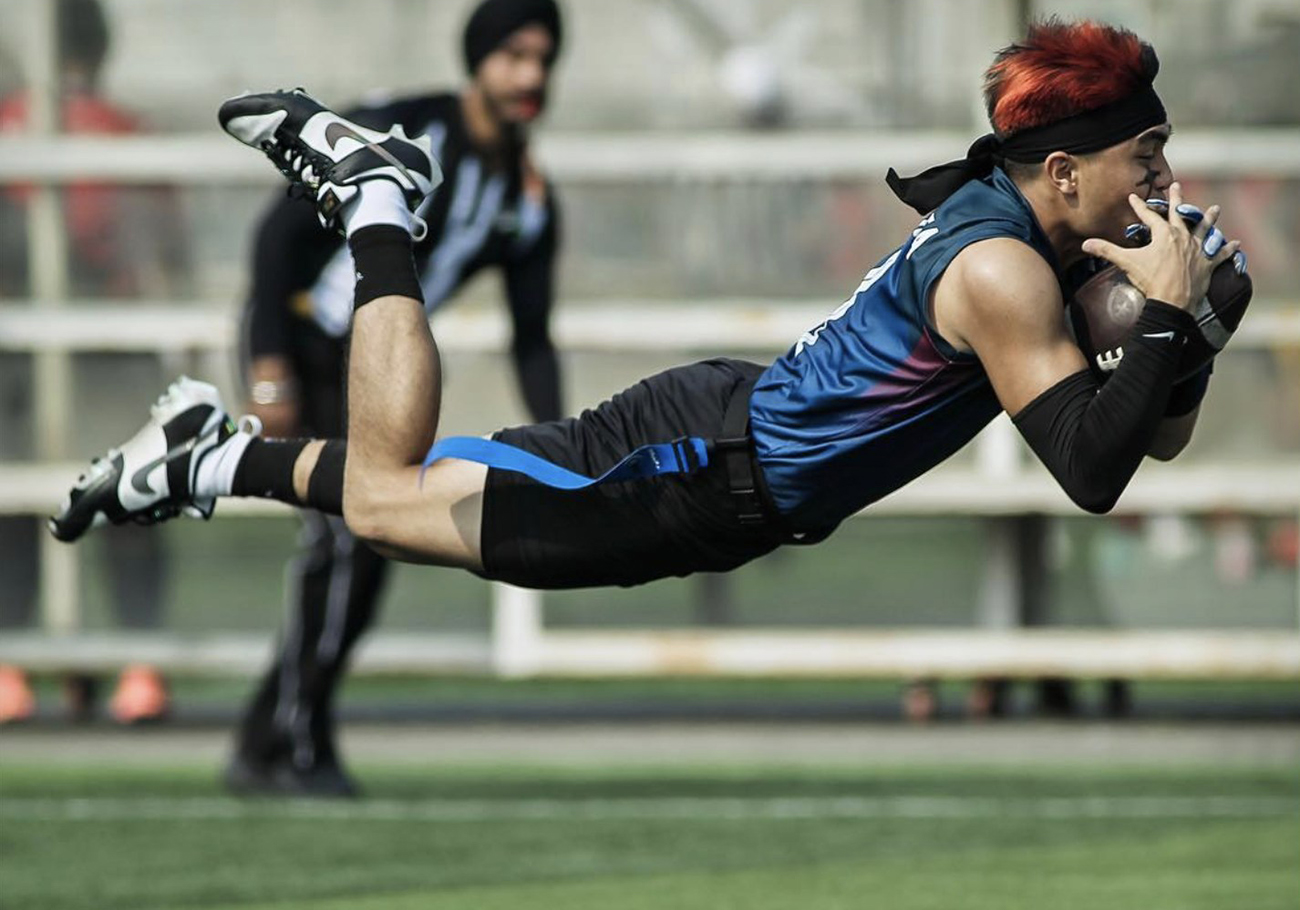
[1067,257,1253,382]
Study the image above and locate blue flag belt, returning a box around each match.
[421,435,710,489]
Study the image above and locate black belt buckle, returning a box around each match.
[732,487,766,524]
[713,435,766,525]
[669,436,704,473]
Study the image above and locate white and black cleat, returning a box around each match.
[218,88,440,238]
[48,377,248,543]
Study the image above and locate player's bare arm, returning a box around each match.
[934,236,1084,417]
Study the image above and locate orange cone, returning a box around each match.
[109,664,170,724]
[0,665,35,724]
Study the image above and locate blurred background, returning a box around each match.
[0,2,1297,908]
[0,0,1297,715]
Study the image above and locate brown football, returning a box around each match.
[1067,258,1252,382]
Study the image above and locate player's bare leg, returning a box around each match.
[343,292,488,567]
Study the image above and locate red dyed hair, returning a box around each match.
[984,19,1156,137]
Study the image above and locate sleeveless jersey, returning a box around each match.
[749,168,1060,531]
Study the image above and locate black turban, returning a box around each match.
[463,0,563,75]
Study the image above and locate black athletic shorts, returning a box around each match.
[479,358,792,589]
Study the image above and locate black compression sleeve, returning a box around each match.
[1012,300,1198,513]
[1165,360,1214,417]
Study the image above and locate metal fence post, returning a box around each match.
[27,0,80,634]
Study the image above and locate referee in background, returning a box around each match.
[226,0,565,797]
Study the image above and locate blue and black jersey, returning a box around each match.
[750,168,1060,531]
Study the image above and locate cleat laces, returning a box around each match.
[261,139,327,192]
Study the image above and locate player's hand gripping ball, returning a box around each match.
[1067,200,1252,382]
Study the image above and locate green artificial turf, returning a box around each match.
[2,762,1295,910]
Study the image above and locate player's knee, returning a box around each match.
[341,475,389,548]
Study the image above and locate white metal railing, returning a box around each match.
[0,129,1298,183]
[1,629,1296,680]
[3,297,1299,352]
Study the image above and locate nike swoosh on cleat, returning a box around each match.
[130,425,219,496]
[324,121,416,177]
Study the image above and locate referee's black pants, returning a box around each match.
[235,322,390,771]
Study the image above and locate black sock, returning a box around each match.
[230,438,348,517]
[232,438,309,505]
[349,225,422,310]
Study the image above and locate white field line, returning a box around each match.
[0,796,1291,823]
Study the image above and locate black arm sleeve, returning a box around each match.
[1012,300,1199,514]
[503,193,563,422]
[244,191,343,359]
[1164,359,1213,417]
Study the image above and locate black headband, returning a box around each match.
[887,83,1167,215]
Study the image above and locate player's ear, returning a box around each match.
[1043,151,1078,197]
